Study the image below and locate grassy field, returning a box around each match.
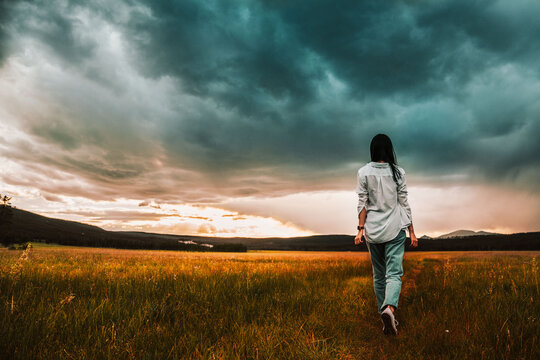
[1,245,538,359]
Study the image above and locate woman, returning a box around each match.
[354,133,418,336]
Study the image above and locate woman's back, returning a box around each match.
[356,161,412,243]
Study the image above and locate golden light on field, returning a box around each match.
[1,246,538,359]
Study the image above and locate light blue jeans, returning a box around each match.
[366,229,406,313]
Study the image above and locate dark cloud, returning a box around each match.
[0,0,14,66]
[1,0,539,203]
[124,0,540,186]
[416,1,540,67]
[12,2,97,65]
[126,1,320,103]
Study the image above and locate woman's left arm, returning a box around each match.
[408,222,418,247]
[397,170,412,224]
[397,169,417,247]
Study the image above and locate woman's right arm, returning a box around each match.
[355,170,368,245]
[356,170,368,216]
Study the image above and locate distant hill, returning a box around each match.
[437,229,501,238]
[0,207,539,251]
[0,207,246,252]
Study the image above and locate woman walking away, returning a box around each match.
[354,133,418,336]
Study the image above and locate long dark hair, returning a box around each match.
[370,133,402,184]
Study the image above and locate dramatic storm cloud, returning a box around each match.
[1,0,539,236]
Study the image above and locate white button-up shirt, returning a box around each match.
[355,161,412,243]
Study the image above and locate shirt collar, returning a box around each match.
[370,161,389,168]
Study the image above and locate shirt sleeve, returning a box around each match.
[397,169,412,224]
[355,170,368,216]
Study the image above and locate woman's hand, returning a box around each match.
[409,232,418,247]
[354,229,364,245]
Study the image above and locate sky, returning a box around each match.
[1,0,539,238]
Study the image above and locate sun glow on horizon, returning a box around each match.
[2,178,540,239]
[2,187,316,238]
[100,203,317,238]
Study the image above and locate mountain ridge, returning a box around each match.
[437,229,501,239]
[1,207,539,251]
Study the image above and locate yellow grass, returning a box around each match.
[1,246,538,359]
